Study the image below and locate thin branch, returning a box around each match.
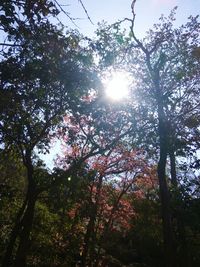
[78,0,94,25]
[0,43,21,47]
[131,0,137,26]
[54,0,79,27]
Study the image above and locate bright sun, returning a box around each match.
[105,71,130,101]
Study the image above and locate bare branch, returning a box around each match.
[131,0,137,25]
[54,0,79,27]
[78,0,94,25]
[0,43,21,47]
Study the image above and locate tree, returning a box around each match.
[0,148,26,260]
[1,1,200,266]
[126,7,200,266]
[55,107,156,266]
[0,1,100,266]
[94,3,200,266]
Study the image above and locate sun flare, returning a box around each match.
[105,71,130,101]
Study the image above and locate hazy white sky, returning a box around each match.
[61,0,200,37]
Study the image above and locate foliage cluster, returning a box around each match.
[0,1,200,267]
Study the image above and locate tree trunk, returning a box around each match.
[14,188,36,267]
[169,150,189,267]
[13,153,37,267]
[155,77,177,266]
[2,197,28,267]
[157,147,176,267]
[2,167,37,267]
[82,177,103,267]
[81,206,96,267]
[169,150,178,187]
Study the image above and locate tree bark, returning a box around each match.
[81,176,103,267]
[81,205,97,267]
[14,187,37,267]
[169,150,189,267]
[13,157,37,267]
[155,75,177,266]
[2,150,37,267]
[2,197,28,267]
[169,149,178,187]
[157,147,176,267]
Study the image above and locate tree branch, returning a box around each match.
[78,0,94,25]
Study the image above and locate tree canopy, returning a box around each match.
[0,1,200,267]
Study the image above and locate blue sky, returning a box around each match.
[62,0,200,37]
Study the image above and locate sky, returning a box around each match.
[62,0,200,37]
[41,0,200,169]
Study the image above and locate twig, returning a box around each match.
[54,0,79,27]
[0,43,21,47]
[78,0,94,25]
